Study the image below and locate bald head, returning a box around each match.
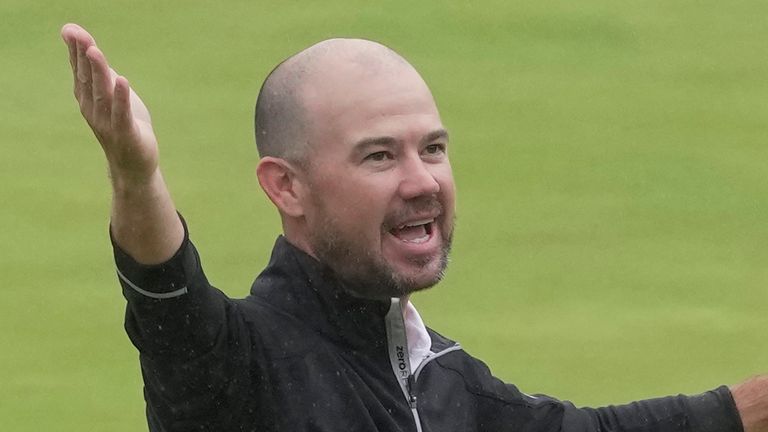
[254,38,420,165]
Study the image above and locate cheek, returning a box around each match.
[311,178,386,226]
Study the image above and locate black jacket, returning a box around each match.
[114,224,743,432]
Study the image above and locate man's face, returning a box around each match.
[298,61,456,299]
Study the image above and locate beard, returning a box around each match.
[307,197,453,300]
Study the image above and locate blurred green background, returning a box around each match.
[2,0,767,429]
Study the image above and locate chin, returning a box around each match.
[339,258,447,300]
[317,226,453,299]
[394,257,449,293]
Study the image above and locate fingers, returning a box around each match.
[61,25,82,99]
[61,30,77,71]
[61,24,99,118]
[62,23,129,135]
[87,45,113,121]
[60,24,81,71]
[60,23,96,81]
[112,76,132,130]
[72,26,96,87]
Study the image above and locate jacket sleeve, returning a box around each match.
[112,215,258,429]
[444,345,743,432]
[533,385,744,432]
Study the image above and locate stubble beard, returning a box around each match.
[309,210,454,300]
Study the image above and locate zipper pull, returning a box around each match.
[407,374,418,408]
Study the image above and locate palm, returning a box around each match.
[110,83,160,178]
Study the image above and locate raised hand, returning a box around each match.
[61,23,159,183]
[61,23,183,264]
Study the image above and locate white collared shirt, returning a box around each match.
[403,301,432,371]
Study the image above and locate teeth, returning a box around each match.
[397,218,434,229]
[403,235,429,244]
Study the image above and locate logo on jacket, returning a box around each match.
[396,345,408,378]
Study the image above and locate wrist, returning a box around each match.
[109,166,162,195]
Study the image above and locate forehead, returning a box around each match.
[300,61,443,151]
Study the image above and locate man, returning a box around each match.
[61,23,768,432]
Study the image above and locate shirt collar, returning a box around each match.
[403,300,432,371]
[250,236,433,362]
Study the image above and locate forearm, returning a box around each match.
[581,386,742,432]
[110,168,184,265]
[552,386,743,432]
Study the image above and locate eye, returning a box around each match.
[423,143,446,155]
[364,151,393,162]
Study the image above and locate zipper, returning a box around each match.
[406,374,418,407]
[385,298,421,431]
[385,298,462,432]
[413,343,462,381]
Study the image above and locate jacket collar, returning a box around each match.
[248,236,391,351]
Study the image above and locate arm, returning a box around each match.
[60,25,259,427]
[507,385,742,432]
[61,23,182,264]
[568,387,742,432]
[552,378,768,432]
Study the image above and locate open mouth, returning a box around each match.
[389,219,434,244]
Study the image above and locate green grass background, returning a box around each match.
[2,0,767,429]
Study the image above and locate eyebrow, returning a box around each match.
[352,128,450,155]
[422,128,449,145]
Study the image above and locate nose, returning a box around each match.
[398,155,440,200]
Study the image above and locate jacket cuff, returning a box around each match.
[110,213,193,298]
[688,386,744,432]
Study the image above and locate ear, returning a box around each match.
[256,157,307,218]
